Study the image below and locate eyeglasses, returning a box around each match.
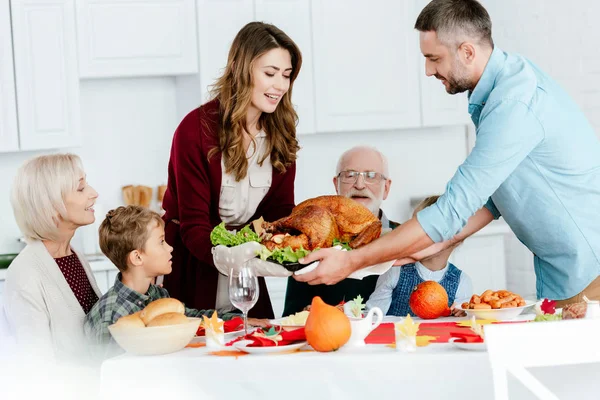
[337,170,387,185]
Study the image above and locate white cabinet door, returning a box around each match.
[419,62,471,127]
[196,0,254,104]
[255,0,315,135]
[0,1,18,152]
[107,269,119,287]
[414,0,470,127]
[77,0,198,78]
[450,235,507,296]
[11,0,81,150]
[93,271,109,295]
[311,0,421,132]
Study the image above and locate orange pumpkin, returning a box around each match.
[304,296,351,352]
[409,281,451,319]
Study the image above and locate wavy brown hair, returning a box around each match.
[208,22,302,181]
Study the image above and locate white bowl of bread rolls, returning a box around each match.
[108,298,201,356]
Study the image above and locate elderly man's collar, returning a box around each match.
[379,209,400,230]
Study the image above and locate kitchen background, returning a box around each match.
[1,0,599,317]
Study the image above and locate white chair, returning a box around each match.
[485,319,600,400]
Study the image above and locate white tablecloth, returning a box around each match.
[100,316,600,400]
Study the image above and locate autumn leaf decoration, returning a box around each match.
[202,311,224,335]
[540,299,557,315]
[395,314,420,338]
[348,295,366,318]
[469,315,485,340]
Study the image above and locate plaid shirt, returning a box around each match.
[84,273,239,357]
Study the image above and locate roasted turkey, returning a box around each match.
[261,195,382,251]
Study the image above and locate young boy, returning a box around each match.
[366,196,473,317]
[84,206,255,351]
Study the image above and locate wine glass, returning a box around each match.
[228,262,259,334]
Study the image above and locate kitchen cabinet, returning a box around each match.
[311,0,421,133]
[177,0,316,135]
[450,221,509,296]
[175,0,254,119]
[414,0,470,128]
[255,0,315,135]
[90,257,118,294]
[11,0,81,150]
[0,1,19,153]
[76,0,198,78]
[196,0,254,104]
[419,63,471,127]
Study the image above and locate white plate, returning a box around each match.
[231,340,308,354]
[268,318,305,329]
[190,328,245,344]
[448,337,487,352]
[457,300,536,320]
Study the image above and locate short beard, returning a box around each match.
[338,184,383,217]
[437,57,473,95]
[445,74,472,94]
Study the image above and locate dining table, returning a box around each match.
[99,315,600,400]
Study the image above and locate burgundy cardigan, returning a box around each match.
[162,99,296,318]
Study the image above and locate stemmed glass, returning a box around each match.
[228,261,259,334]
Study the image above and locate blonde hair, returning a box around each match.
[413,195,441,216]
[98,206,164,272]
[11,153,85,242]
[208,21,302,181]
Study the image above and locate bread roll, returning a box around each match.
[140,298,185,325]
[146,312,189,327]
[114,311,145,329]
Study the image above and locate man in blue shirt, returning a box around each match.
[296,0,600,306]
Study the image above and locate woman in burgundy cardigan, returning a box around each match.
[162,22,302,318]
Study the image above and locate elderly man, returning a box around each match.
[282,146,399,316]
[297,0,600,307]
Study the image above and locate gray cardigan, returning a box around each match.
[3,240,101,363]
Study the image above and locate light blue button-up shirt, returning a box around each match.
[417,47,600,300]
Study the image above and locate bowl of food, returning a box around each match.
[458,290,535,320]
[108,298,201,356]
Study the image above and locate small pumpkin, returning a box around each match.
[304,296,351,352]
[409,281,451,319]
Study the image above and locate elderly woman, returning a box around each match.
[4,153,101,363]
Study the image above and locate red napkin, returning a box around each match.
[449,331,484,343]
[365,323,395,344]
[227,328,306,347]
[418,322,462,343]
[196,317,244,336]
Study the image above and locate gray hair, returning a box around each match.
[335,146,389,178]
[414,0,493,48]
[11,153,85,242]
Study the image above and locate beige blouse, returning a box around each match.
[218,131,273,227]
[216,131,272,311]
